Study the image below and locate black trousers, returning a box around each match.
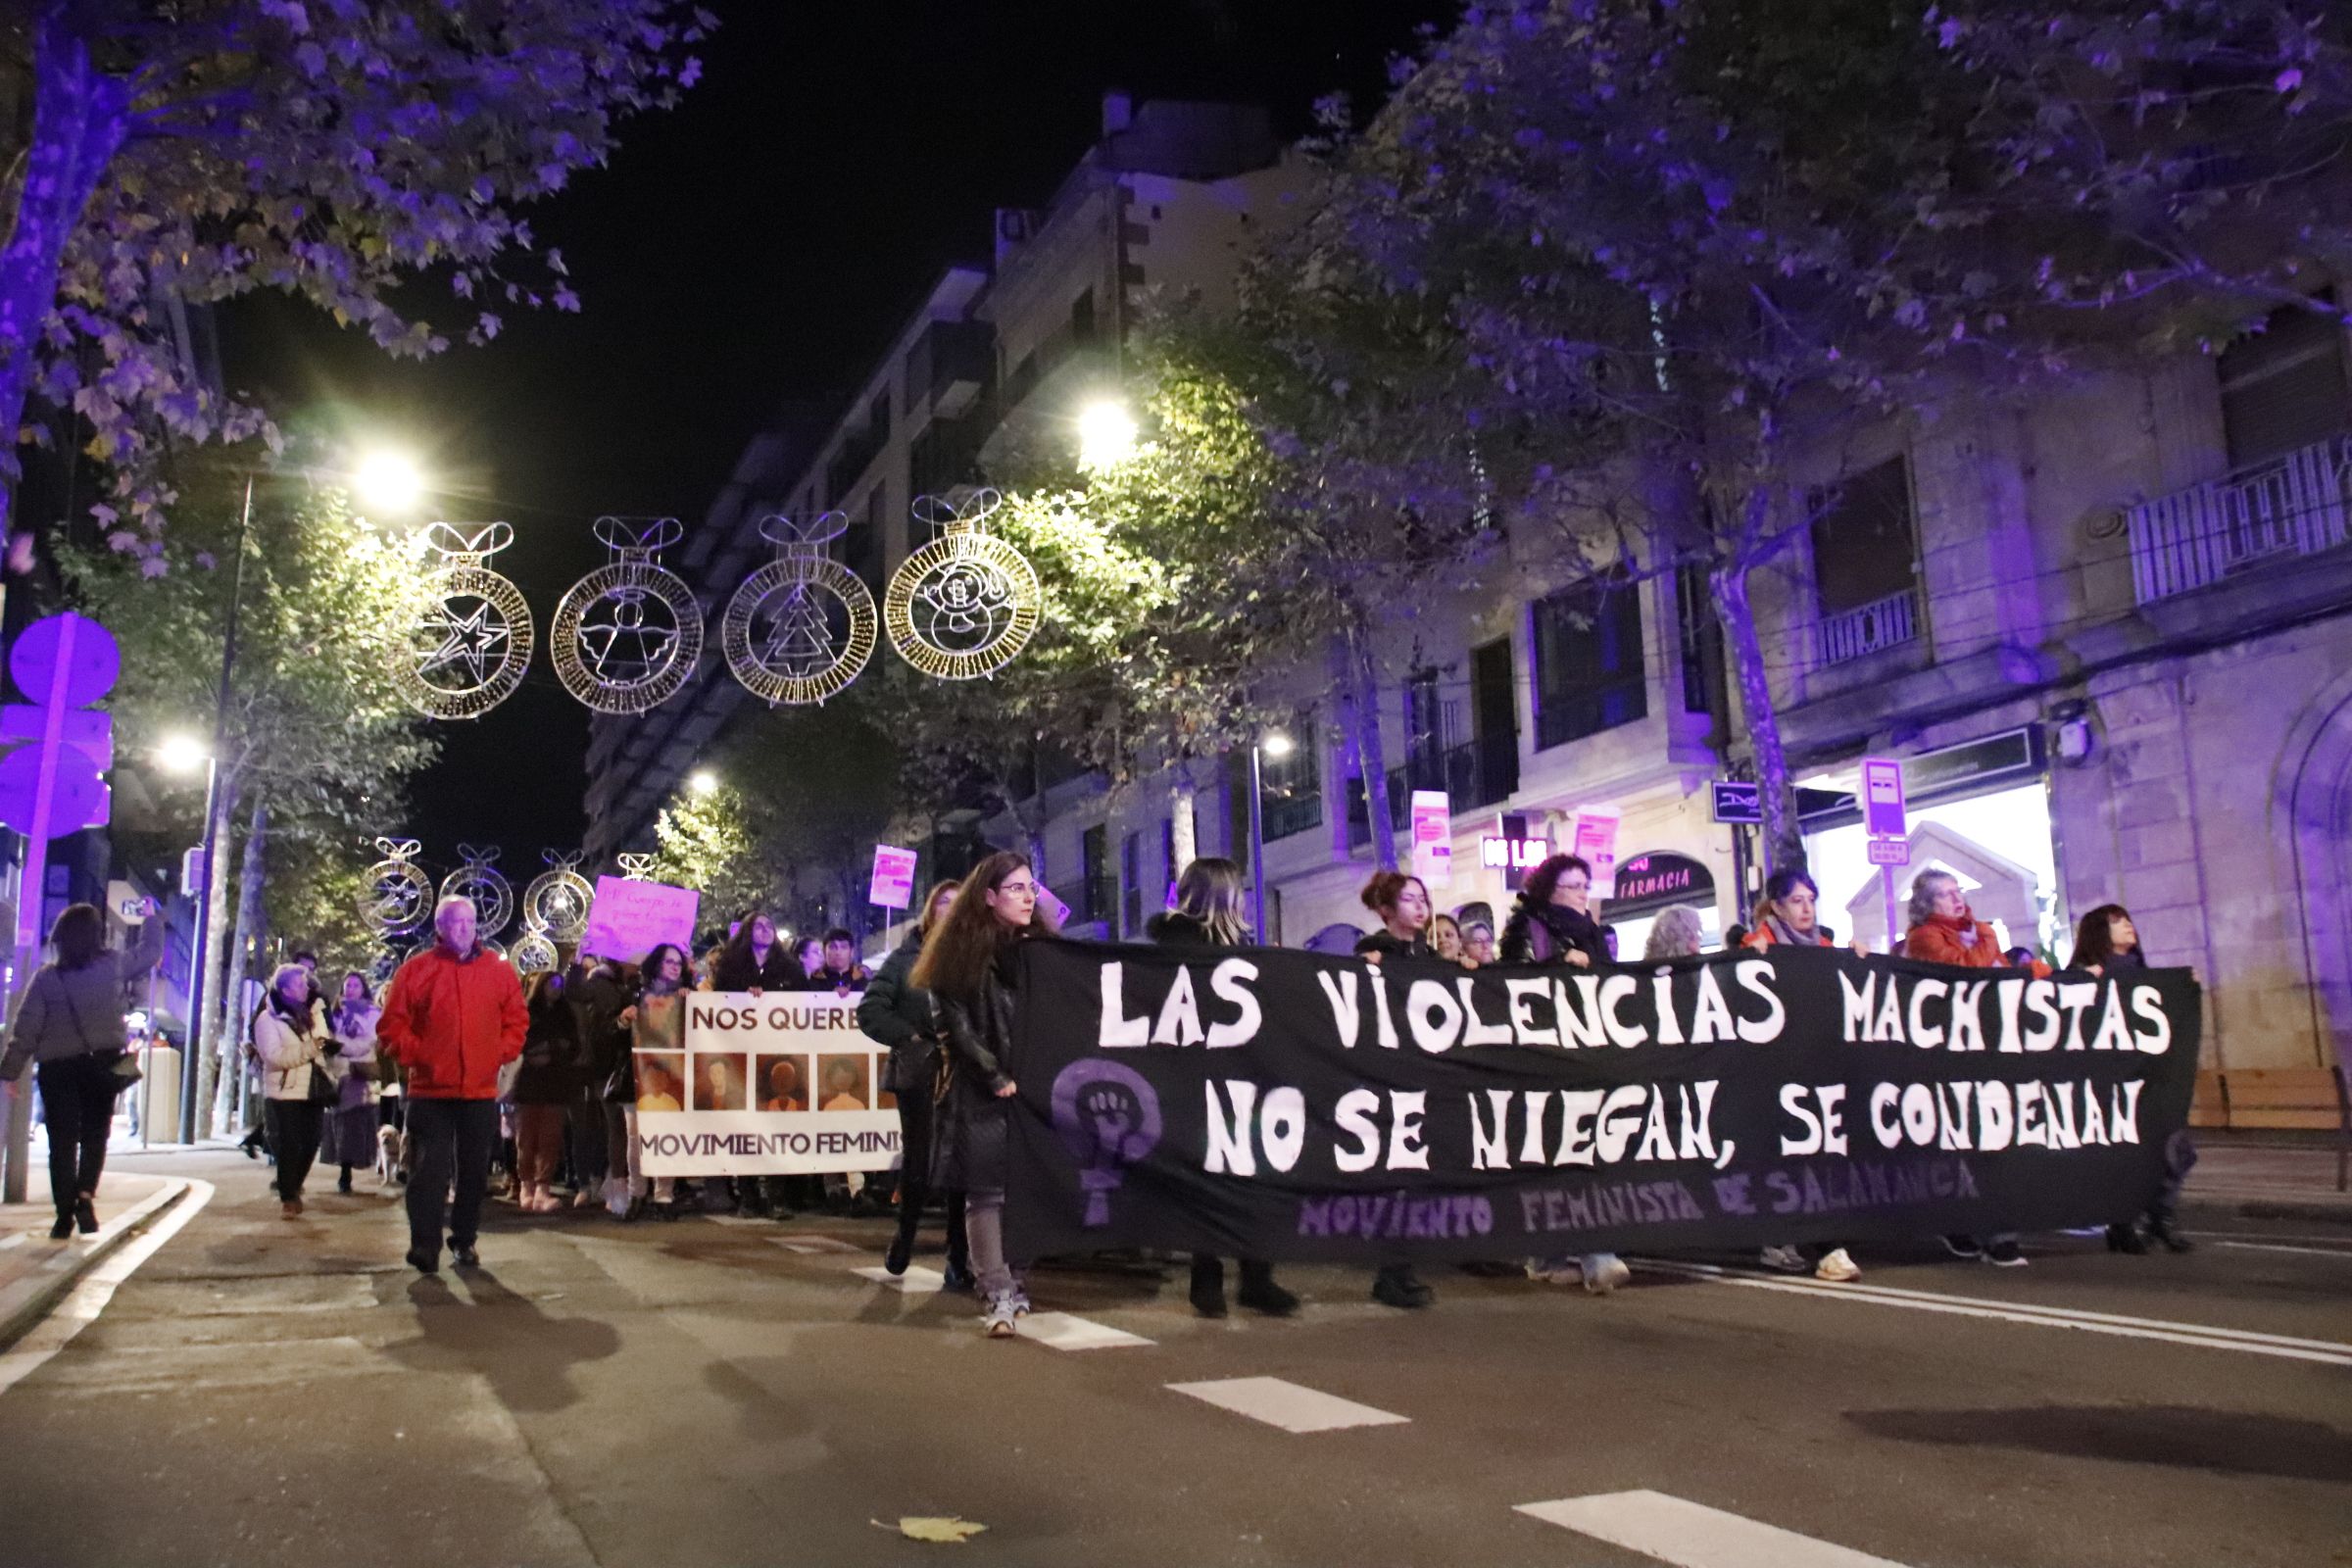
[266,1100,323,1201]
[405,1098,499,1256]
[36,1055,118,1217]
[893,1086,967,1262]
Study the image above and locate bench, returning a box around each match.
[2214,1065,2351,1192]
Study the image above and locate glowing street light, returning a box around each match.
[156,734,211,774]
[351,448,427,516]
[1245,727,1296,939]
[688,769,719,798]
[1260,729,1295,759]
[1076,399,1139,471]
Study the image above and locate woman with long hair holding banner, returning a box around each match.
[1353,870,1441,1309]
[619,942,694,1220]
[713,911,799,993]
[860,880,970,1285]
[911,852,1057,1337]
[1152,859,1300,1319]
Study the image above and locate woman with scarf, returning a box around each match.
[1353,870,1443,1309]
[318,973,383,1194]
[2071,904,2194,1254]
[254,962,335,1219]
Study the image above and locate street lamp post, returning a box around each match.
[1245,730,1292,943]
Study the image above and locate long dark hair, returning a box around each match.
[911,851,1054,1000]
[48,904,105,972]
[641,942,692,994]
[2072,904,2132,970]
[720,909,778,971]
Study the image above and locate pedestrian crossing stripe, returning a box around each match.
[1517,1489,1910,1567]
[1166,1376,1407,1432]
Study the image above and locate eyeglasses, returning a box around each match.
[998,880,1037,895]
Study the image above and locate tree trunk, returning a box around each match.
[1169,767,1198,871]
[1711,565,1803,875]
[1335,625,1399,871]
[0,15,131,535]
[189,775,238,1138]
[209,798,268,1138]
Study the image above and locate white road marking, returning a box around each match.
[1517,1489,1910,1568]
[1167,1376,1407,1432]
[2216,1240,2352,1259]
[1020,1311,1152,1350]
[0,1179,213,1400]
[0,1233,27,1250]
[775,1236,859,1254]
[853,1263,945,1293]
[1632,1258,2352,1366]
[2185,1230,2352,1247]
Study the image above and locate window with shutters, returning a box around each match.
[2219,299,2350,470]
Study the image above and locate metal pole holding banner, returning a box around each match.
[1246,743,1268,945]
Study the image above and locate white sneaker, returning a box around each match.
[1757,1245,1809,1274]
[1813,1247,1861,1283]
[1526,1256,1581,1286]
[1581,1254,1632,1295]
[982,1295,1019,1338]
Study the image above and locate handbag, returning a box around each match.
[58,976,139,1091]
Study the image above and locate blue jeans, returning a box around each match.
[404,1098,499,1257]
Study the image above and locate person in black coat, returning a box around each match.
[2071,904,2193,1254]
[910,852,1056,1338]
[1352,869,1441,1310]
[710,911,802,993]
[858,880,969,1286]
[1498,853,1610,968]
[1152,858,1299,1319]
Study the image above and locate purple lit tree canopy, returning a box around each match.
[0,0,710,555]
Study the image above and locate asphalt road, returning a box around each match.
[3,1152,2346,1568]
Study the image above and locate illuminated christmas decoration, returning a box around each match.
[510,920,561,978]
[551,516,705,712]
[522,850,595,944]
[885,490,1041,680]
[438,843,514,938]
[395,522,534,719]
[721,512,877,705]
[359,838,434,937]
[616,853,658,881]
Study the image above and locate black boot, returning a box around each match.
[49,1210,72,1240]
[337,1165,354,1195]
[2147,1213,2194,1253]
[2105,1222,2147,1254]
[1236,1259,1298,1317]
[1371,1263,1433,1309]
[1189,1255,1228,1317]
[885,1219,916,1276]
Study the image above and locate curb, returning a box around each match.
[0,1178,192,1353]
[2179,1194,2352,1229]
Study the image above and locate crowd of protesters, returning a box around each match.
[0,837,2188,1331]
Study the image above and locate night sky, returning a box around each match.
[221,1,1453,865]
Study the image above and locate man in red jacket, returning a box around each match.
[379,896,527,1273]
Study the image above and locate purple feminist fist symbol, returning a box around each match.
[1050,1060,1163,1228]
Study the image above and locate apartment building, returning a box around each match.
[1044,292,2351,1075]
[581,95,1301,868]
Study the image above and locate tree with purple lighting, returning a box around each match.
[0,0,710,557]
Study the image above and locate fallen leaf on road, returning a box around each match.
[871,1516,989,1544]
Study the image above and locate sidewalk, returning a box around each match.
[2179,1140,2351,1225]
[0,1173,191,1350]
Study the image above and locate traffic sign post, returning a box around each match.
[1860,756,1908,954]
[0,612,120,1204]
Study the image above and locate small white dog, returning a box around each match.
[373,1124,406,1187]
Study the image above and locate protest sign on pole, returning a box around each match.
[1408,791,1451,888]
[579,875,698,964]
[636,991,899,1176]
[1570,806,1622,896]
[1005,941,2200,1264]
[868,844,918,910]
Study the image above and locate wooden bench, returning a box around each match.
[2218,1065,2351,1192]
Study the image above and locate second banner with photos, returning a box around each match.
[635,990,902,1176]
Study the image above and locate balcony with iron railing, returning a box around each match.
[1815,588,1921,668]
[2127,435,2352,606]
[1344,731,1522,850]
[1261,789,1323,843]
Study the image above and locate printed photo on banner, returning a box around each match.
[757,1054,811,1112]
[637,991,903,1177]
[635,1053,685,1113]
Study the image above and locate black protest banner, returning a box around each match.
[1003,939,2200,1264]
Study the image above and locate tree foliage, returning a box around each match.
[0,0,710,549]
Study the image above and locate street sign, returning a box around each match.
[1867,838,1912,867]
[1860,756,1907,840]
[1709,780,1762,824]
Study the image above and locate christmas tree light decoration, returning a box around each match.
[510,920,561,978]
[616,853,658,881]
[885,489,1041,680]
[395,522,534,719]
[721,512,877,705]
[522,849,595,944]
[359,838,435,937]
[438,843,514,938]
[551,516,705,712]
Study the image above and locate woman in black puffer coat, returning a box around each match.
[1150,858,1299,1319]
[858,880,969,1286]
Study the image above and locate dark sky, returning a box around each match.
[224,1,1453,866]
